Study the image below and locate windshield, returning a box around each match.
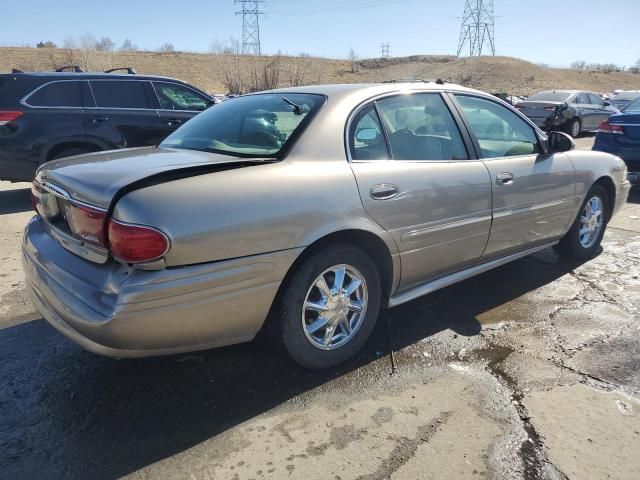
[624,97,640,112]
[613,91,640,101]
[160,93,324,157]
[526,91,572,102]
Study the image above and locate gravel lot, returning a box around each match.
[1,135,639,480]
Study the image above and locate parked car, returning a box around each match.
[593,96,640,184]
[515,90,619,137]
[608,91,640,111]
[0,68,214,182]
[24,83,630,369]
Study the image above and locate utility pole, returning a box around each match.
[380,42,390,58]
[457,0,495,57]
[235,0,266,55]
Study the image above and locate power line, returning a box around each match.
[235,0,266,55]
[268,0,415,16]
[457,0,495,57]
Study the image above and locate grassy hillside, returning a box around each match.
[2,47,639,96]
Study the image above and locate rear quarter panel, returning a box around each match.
[112,158,399,268]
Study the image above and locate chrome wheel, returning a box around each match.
[571,119,580,137]
[579,195,604,248]
[302,264,368,351]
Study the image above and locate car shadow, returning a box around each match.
[0,186,32,215]
[626,186,640,204]
[0,248,586,479]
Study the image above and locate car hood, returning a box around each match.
[36,147,271,209]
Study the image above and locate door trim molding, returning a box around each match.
[388,240,558,307]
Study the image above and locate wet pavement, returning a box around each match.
[1,138,640,479]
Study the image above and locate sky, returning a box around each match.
[1,0,638,67]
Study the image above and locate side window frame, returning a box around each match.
[345,92,477,163]
[21,80,84,109]
[152,81,213,112]
[448,92,544,160]
[87,80,157,110]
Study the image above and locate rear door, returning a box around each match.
[84,80,165,148]
[152,81,213,136]
[452,94,575,260]
[575,92,597,129]
[587,93,612,126]
[348,92,493,290]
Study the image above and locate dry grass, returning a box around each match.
[2,47,639,95]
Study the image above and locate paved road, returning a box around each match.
[1,138,640,480]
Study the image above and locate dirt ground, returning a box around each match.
[1,136,640,480]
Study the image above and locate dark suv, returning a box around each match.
[0,68,214,182]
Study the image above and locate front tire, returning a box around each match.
[554,185,609,260]
[275,244,381,369]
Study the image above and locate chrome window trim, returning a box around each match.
[345,89,474,164]
[21,78,207,113]
[151,80,213,113]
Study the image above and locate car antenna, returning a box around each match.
[281,96,303,115]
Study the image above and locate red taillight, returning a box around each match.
[67,202,108,246]
[0,110,23,125]
[107,220,169,263]
[598,118,624,134]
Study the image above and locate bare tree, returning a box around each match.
[348,48,359,73]
[571,60,587,70]
[120,38,138,52]
[95,37,115,52]
[211,37,245,94]
[158,43,175,53]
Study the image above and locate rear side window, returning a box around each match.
[349,104,390,161]
[375,93,469,161]
[575,93,589,104]
[588,93,604,106]
[153,82,212,111]
[26,81,82,107]
[90,81,151,109]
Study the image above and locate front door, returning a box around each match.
[152,81,214,138]
[348,93,493,290]
[452,94,576,260]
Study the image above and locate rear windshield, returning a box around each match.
[160,93,324,157]
[624,97,640,112]
[613,91,640,101]
[526,91,572,102]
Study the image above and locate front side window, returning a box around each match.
[575,93,590,105]
[154,82,213,111]
[349,104,389,160]
[160,93,324,157]
[26,81,82,107]
[588,93,604,106]
[375,93,469,160]
[455,94,539,158]
[90,81,151,109]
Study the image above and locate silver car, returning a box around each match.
[23,83,631,369]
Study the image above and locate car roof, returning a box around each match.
[262,82,484,103]
[5,72,192,83]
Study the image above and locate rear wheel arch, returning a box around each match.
[44,141,103,162]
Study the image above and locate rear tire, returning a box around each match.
[554,184,609,260]
[565,118,581,138]
[50,147,94,160]
[274,243,381,369]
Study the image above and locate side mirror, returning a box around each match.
[356,128,379,143]
[547,131,575,153]
[603,101,611,107]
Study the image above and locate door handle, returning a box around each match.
[87,115,108,124]
[167,118,183,127]
[370,184,399,200]
[496,172,514,185]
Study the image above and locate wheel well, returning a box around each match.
[284,230,395,303]
[593,176,616,219]
[46,142,101,161]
